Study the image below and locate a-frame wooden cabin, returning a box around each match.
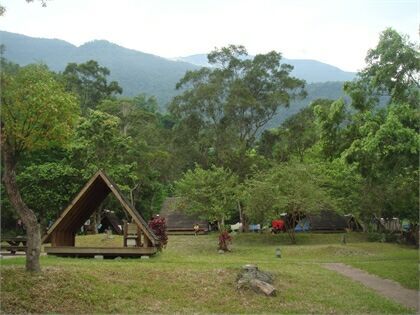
[43,170,160,258]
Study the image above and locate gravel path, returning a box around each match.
[323,263,419,311]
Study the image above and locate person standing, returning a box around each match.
[193,224,200,236]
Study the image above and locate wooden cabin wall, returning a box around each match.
[51,231,75,247]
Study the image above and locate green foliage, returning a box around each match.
[17,162,81,226]
[314,98,349,160]
[170,45,306,176]
[307,29,420,222]
[63,60,122,113]
[356,28,419,106]
[259,105,319,161]
[175,165,238,226]
[367,232,385,242]
[241,162,337,225]
[70,109,131,180]
[1,64,79,153]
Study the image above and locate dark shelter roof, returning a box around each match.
[160,197,208,230]
[43,170,159,245]
[99,211,123,235]
[306,210,348,231]
[344,214,364,231]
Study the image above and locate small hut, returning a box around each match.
[43,170,160,258]
[159,197,209,234]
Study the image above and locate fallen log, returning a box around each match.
[250,279,276,296]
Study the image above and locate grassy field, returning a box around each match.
[1,232,418,314]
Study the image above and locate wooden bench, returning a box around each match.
[1,237,27,254]
[123,222,141,247]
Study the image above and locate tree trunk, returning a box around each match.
[2,143,41,272]
[285,212,297,244]
[237,200,247,232]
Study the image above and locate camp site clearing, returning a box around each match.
[1,233,418,314]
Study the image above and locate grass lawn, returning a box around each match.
[1,232,418,314]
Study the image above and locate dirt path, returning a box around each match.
[323,263,419,311]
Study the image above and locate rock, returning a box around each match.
[94,255,104,259]
[218,249,225,254]
[141,255,150,260]
[114,256,122,260]
[237,265,274,284]
[236,264,276,296]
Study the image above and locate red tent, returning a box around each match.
[272,219,285,232]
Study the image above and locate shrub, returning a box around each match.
[148,216,168,249]
[218,231,232,251]
[367,232,384,242]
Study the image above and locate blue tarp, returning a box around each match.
[295,217,310,232]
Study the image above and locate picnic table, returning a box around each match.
[1,236,27,254]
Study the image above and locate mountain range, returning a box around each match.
[176,54,355,83]
[0,30,354,125]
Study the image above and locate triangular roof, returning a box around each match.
[43,170,159,245]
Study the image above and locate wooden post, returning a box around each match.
[137,224,141,247]
[143,235,150,248]
[123,221,128,247]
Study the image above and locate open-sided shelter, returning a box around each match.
[43,170,160,257]
[295,211,348,232]
[160,197,209,234]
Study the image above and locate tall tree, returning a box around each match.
[63,60,122,113]
[345,28,419,109]
[313,28,419,224]
[1,64,78,271]
[170,45,306,177]
[175,165,238,231]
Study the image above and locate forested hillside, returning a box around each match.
[0,31,198,106]
[1,31,348,115]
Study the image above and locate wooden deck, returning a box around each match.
[45,246,157,258]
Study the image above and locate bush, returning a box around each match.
[367,232,399,243]
[218,231,232,251]
[367,232,385,242]
[148,216,168,249]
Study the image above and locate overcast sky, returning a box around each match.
[1,0,418,72]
